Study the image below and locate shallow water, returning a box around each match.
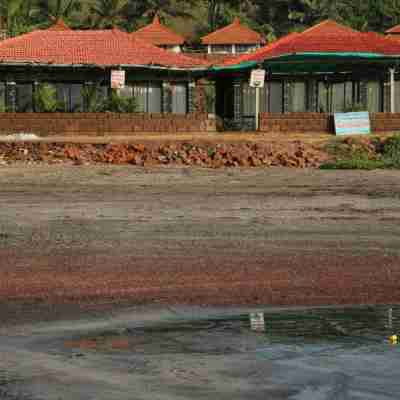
[2,305,400,400]
[65,305,400,355]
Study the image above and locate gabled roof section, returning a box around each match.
[133,14,185,46]
[0,27,208,69]
[202,17,264,45]
[47,18,71,31]
[222,20,400,66]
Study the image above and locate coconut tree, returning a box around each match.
[35,0,81,24]
[1,0,36,36]
[90,0,129,28]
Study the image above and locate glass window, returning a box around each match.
[16,83,33,112]
[132,82,162,113]
[318,82,329,112]
[132,84,146,112]
[366,81,382,113]
[395,81,400,113]
[289,82,307,112]
[0,82,5,111]
[171,83,187,114]
[70,84,84,112]
[269,81,283,113]
[242,82,268,116]
[211,45,233,54]
[148,83,162,113]
[236,44,256,54]
[56,84,84,112]
[332,82,345,112]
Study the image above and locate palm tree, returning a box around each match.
[33,0,82,27]
[1,0,36,36]
[90,0,129,28]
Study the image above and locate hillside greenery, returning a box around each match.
[2,0,400,43]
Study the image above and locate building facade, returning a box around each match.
[133,15,185,53]
[201,18,265,55]
[0,21,208,116]
[211,21,400,130]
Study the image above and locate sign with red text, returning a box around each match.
[250,69,266,88]
[111,70,126,90]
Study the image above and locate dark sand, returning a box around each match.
[1,165,400,324]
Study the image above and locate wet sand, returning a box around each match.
[0,165,400,324]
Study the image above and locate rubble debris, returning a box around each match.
[0,141,330,168]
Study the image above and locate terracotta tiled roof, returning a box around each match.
[0,27,208,68]
[222,20,400,66]
[386,25,400,34]
[202,17,264,45]
[133,15,185,46]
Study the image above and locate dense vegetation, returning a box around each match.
[321,135,400,170]
[2,0,400,43]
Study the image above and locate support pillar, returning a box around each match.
[390,68,396,113]
[233,78,243,130]
[188,80,196,114]
[162,81,172,114]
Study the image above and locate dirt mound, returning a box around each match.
[0,141,329,168]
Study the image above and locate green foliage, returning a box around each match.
[3,0,400,44]
[102,89,137,113]
[81,85,104,112]
[382,134,400,167]
[321,134,400,170]
[320,155,387,170]
[33,83,60,112]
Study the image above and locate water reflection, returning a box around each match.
[250,312,265,332]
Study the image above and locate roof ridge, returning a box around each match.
[301,19,356,35]
[47,18,71,31]
[201,18,263,45]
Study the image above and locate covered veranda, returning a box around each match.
[209,21,400,131]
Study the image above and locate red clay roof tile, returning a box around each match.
[222,20,400,66]
[0,27,207,68]
[202,17,264,45]
[133,15,185,46]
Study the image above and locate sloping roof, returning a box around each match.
[201,17,264,45]
[133,15,185,46]
[222,20,400,66]
[386,25,400,34]
[0,24,208,69]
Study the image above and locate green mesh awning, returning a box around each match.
[211,52,400,74]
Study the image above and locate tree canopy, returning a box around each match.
[1,0,400,40]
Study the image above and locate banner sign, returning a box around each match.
[334,112,371,135]
[250,69,266,88]
[111,70,125,90]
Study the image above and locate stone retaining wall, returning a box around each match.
[0,113,216,136]
[260,112,400,133]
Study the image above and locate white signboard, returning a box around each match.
[334,112,371,136]
[111,70,126,90]
[250,69,266,88]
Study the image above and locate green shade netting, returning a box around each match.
[211,52,399,74]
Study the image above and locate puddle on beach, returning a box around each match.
[2,305,400,400]
[64,305,400,356]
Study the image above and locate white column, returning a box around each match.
[232,44,236,54]
[390,68,396,113]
